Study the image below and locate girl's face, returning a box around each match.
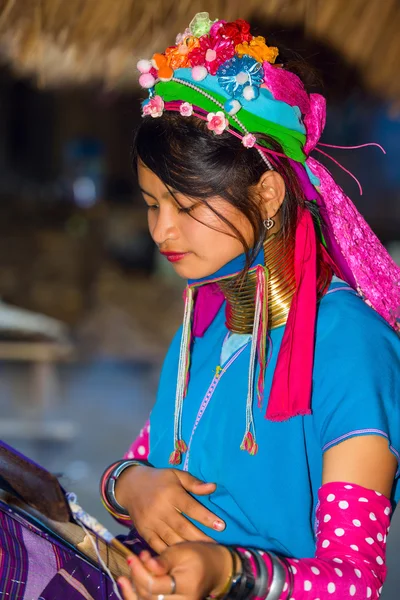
[138,162,254,280]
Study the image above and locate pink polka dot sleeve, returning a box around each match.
[249,482,392,599]
[124,420,150,460]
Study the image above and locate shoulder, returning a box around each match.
[315,283,399,360]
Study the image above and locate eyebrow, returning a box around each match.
[139,186,173,201]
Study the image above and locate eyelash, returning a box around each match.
[147,205,194,214]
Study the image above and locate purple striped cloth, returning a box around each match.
[0,500,122,599]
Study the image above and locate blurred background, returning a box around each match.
[0,0,399,597]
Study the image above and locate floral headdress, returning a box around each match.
[137,12,400,465]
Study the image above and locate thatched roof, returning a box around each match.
[0,0,399,102]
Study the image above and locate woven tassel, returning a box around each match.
[256,265,268,408]
[240,265,268,456]
[169,286,194,465]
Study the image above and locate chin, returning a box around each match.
[171,261,215,281]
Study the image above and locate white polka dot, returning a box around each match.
[384,535,387,543]
[369,512,377,521]
[304,581,312,591]
[372,570,377,578]
[384,507,391,516]
[344,485,353,489]
[290,565,297,574]
[339,500,349,509]
[327,582,336,594]
[324,514,331,523]
[244,551,252,558]
[352,519,361,527]
[354,569,362,578]
[334,568,343,577]
[137,445,146,456]
[322,540,330,548]
[283,582,288,592]
[376,556,384,565]
[350,545,359,551]
[335,528,345,537]
[359,497,368,502]
[292,558,299,562]
[375,491,382,496]
[367,588,372,598]
[377,533,384,542]
[333,558,343,563]
[350,584,356,596]
[127,451,134,458]
[327,493,336,502]
[311,566,320,575]
[379,587,383,594]
[366,537,374,545]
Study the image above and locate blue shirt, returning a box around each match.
[149,280,400,558]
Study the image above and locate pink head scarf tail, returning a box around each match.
[307,157,400,333]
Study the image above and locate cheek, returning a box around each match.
[147,211,157,238]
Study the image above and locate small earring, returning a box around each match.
[263,217,275,231]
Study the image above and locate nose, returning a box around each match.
[149,205,179,247]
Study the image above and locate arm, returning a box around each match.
[122,435,397,600]
[242,435,397,599]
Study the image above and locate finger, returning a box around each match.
[174,471,216,494]
[167,511,216,542]
[157,523,186,547]
[177,495,226,532]
[141,554,169,577]
[118,577,137,600]
[142,530,168,554]
[127,555,154,600]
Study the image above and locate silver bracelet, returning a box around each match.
[247,549,269,598]
[106,459,150,516]
[265,553,287,600]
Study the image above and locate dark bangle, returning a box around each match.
[247,549,269,598]
[225,548,256,600]
[104,459,151,516]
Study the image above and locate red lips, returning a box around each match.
[160,251,189,263]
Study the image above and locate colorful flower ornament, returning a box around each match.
[207,111,229,135]
[242,133,257,148]
[165,35,199,70]
[214,19,253,45]
[236,36,279,64]
[189,33,235,76]
[142,95,164,118]
[189,11,217,38]
[179,102,193,117]
[217,55,263,100]
[152,53,174,82]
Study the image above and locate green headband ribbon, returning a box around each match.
[155,80,307,163]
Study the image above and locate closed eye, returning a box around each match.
[177,206,194,214]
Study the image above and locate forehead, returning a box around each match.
[137,162,172,197]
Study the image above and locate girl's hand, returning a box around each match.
[118,543,232,600]
[115,466,225,553]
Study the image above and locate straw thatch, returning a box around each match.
[0,0,399,101]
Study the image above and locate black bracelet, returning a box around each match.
[226,548,256,600]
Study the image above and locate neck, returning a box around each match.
[218,231,296,333]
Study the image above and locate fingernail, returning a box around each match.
[213,520,225,531]
[127,556,134,565]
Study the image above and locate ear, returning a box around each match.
[256,171,286,220]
